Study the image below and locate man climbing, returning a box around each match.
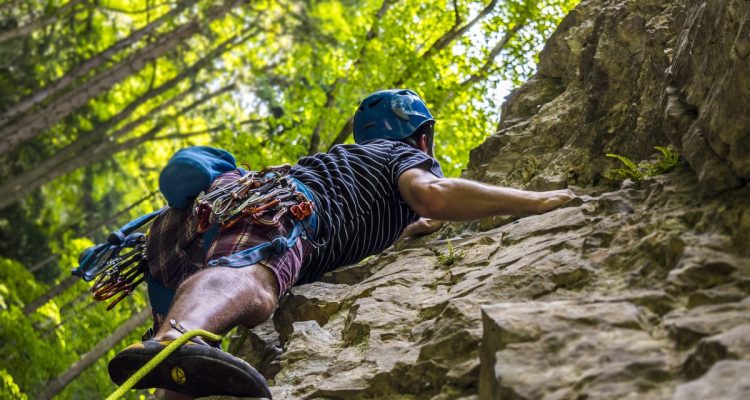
[106,89,576,399]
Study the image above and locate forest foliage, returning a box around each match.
[0,0,577,398]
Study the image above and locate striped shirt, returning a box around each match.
[290,139,443,284]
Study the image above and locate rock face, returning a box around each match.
[216,0,750,398]
[467,0,750,193]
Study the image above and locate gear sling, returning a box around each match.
[73,147,317,314]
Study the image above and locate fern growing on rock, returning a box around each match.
[431,240,465,267]
[604,146,680,182]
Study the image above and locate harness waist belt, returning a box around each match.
[207,177,317,268]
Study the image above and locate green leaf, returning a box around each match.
[605,153,639,172]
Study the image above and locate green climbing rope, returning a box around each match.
[105,329,224,400]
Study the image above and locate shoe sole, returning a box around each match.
[109,343,271,398]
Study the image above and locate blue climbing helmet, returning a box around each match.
[353,89,434,144]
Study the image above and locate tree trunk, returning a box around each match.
[40,293,98,338]
[0,0,199,125]
[0,88,194,210]
[0,94,179,209]
[39,84,235,181]
[35,307,152,400]
[0,0,244,155]
[0,21,199,151]
[80,190,160,239]
[22,276,81,316]
[23,190,158,311]
[0,0,23,14]
[0,0,84,45]
[28,254,58,273]
[0,32,250,210]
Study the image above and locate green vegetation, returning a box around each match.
[604,146,681,182]
[0,0,578,398]
[432,240,465,267]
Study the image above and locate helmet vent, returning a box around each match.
[392,107,410,121]
[367,98,383,108]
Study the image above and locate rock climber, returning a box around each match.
[107,89,576,399]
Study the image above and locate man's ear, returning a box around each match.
[417,133,428,153]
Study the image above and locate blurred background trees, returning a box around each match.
[0,0,577,398]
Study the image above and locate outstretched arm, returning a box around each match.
[397,168,575,220]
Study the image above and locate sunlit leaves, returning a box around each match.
[214,0,577,177]
[310,1,353,42]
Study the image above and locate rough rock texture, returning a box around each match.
[467,0,750,192]
[212,0,750,398]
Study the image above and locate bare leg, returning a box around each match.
[153,264,280,341]
[153,265,279,400]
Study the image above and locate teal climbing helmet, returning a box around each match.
[353,89,434,144]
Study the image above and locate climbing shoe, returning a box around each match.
[108,339,272,398]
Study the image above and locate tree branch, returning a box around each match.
[0,0,84,44]
[307,0,392,154]
[459,23,524,88]
[0,0,246,155]
[97,0,178,15]
[36,307,152,400]
[417,0,498,62]
[327,118,354,150]
[452,0,462,27]
[0,0,200,126]
[152,125,225,141]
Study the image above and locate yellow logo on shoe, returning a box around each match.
[171,366,186,385]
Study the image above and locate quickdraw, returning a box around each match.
[89,244,147,310]
[193,164,314,233]
[74,225,153,310]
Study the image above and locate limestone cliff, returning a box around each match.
[216,0,750,398]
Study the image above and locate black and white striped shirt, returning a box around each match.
[290,139,443,284]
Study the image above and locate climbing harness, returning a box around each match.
[193,165,317,269]
[75,164,317,311]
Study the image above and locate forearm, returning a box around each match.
[398,168,576,221]
[424,178,543,220]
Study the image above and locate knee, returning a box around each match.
[178,266,279,324]
[247,271,278,319]
[226,266,279,323]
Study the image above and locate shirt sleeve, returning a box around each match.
[388,142,444,185]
